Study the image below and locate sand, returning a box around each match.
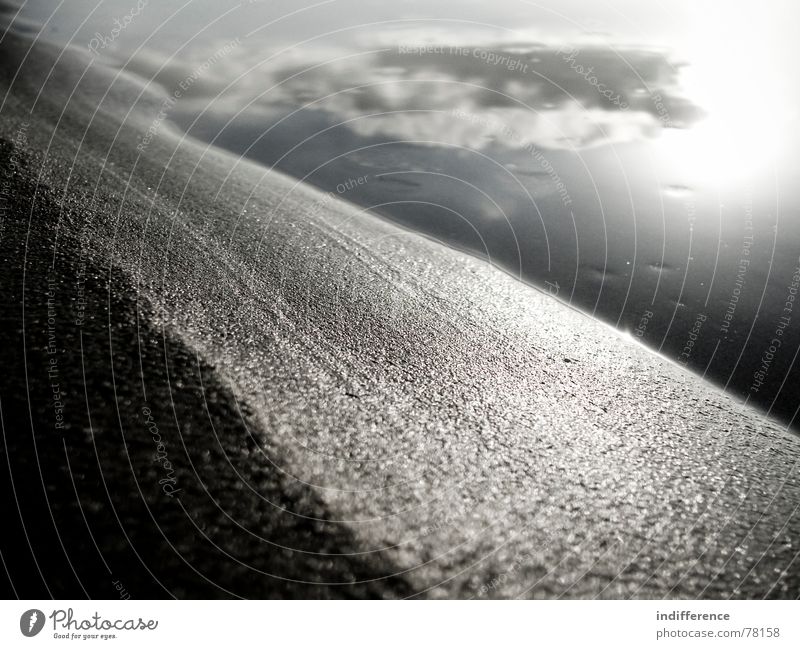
[1,32,798,598]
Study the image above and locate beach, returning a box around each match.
[1,31,799,599]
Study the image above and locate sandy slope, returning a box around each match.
[1,33,798,598]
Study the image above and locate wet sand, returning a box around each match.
[1,33,799,598]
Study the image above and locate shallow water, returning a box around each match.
[7,0,800,427]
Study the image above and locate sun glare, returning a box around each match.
[656,0,789,187]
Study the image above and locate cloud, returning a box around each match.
[124,36,702,152]
[232,43,701,151]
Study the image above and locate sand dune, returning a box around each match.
[1,33,798,598]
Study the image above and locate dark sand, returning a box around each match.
[1,33,799,598]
